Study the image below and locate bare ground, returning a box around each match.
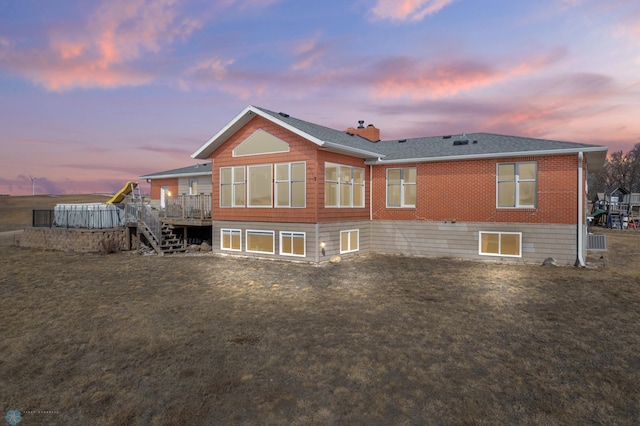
[1,226,639,425]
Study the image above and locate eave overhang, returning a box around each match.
[365,146,608,172]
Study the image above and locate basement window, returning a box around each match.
[479,232,521,257]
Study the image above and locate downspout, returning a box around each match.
[576,152,585,267]
[369,165,373,221]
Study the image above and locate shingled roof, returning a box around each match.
[140,162,211,179]
[192,105,608,171]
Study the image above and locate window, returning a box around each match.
[233,129,290,157]
[325,163,365,208]
[479,232,521,257]
[387,167,416,207]
[275,162,306,207]
[220,167,245,207]
[497,162,536,208]
[189,178,198,195]
[221,229,241,251]
[248,165,272,207]
[246,230,275,254]
[280,232,305,257]
[340,229,359,254]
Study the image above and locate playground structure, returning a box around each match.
[106,181,139,204]
[591,189,640,230]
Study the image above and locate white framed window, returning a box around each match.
[221,229,241,251]
[340,229,359,254]
[246,230,275,254]
[497,162,537,208]
[189,178,198,195]
[248,164,273,207]
[233,129,290,157]
[386,167,416,207]
[220,167,245,207]
[325,163,365,208]
[479,231,522,257]
[280,231,306,257]
[275,162,306,208]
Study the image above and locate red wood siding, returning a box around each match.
[149,178,178,200]
[371,155,579,225]
[207,116,374,223]
[209,116,319,223]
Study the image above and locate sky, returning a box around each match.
[1,0,639,196]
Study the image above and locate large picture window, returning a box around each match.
[246,230,275,254]
[340,229,359,254]
[479,232,521,257]
[497,162,537,208]
[275,162,306,207]
[280,232,305,257]
[325,163,365,208]
[248,165,272,207]
[386,167,416,207]
[221,229,241,251]
[220,167,245,207]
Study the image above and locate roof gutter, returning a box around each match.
[365,146,607,165]
[139,172,212,179]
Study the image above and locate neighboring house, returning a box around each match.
[140,163,212,222]
[186,105,607,265]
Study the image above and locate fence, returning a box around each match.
[53,204,125,229]
[33,206,125,229]
[32,210,54,227]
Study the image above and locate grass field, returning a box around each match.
[1,195,639,424]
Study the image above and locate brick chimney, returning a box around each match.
[345,120,380,142]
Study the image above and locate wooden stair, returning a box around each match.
[160,223,187,254]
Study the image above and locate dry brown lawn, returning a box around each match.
[1,195,639,425]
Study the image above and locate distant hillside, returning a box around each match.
[0,194,111,232]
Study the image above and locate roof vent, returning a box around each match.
[278,112,290,118]
[443,135,452,139]
[453,139,469,146]
[472,140,478,144]
[346,132,354,136]
[398,139,407,143]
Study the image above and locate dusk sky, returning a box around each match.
[1,0,639,196]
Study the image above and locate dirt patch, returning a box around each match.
[0,229,638,424]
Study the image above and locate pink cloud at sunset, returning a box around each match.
[0,0,202,91]
[370,0,455,21]
[371,47,567,100]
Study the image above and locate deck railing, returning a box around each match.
[126,202,161,244]
[163,194,212,220]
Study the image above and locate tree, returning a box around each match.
[588,143,640,200]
